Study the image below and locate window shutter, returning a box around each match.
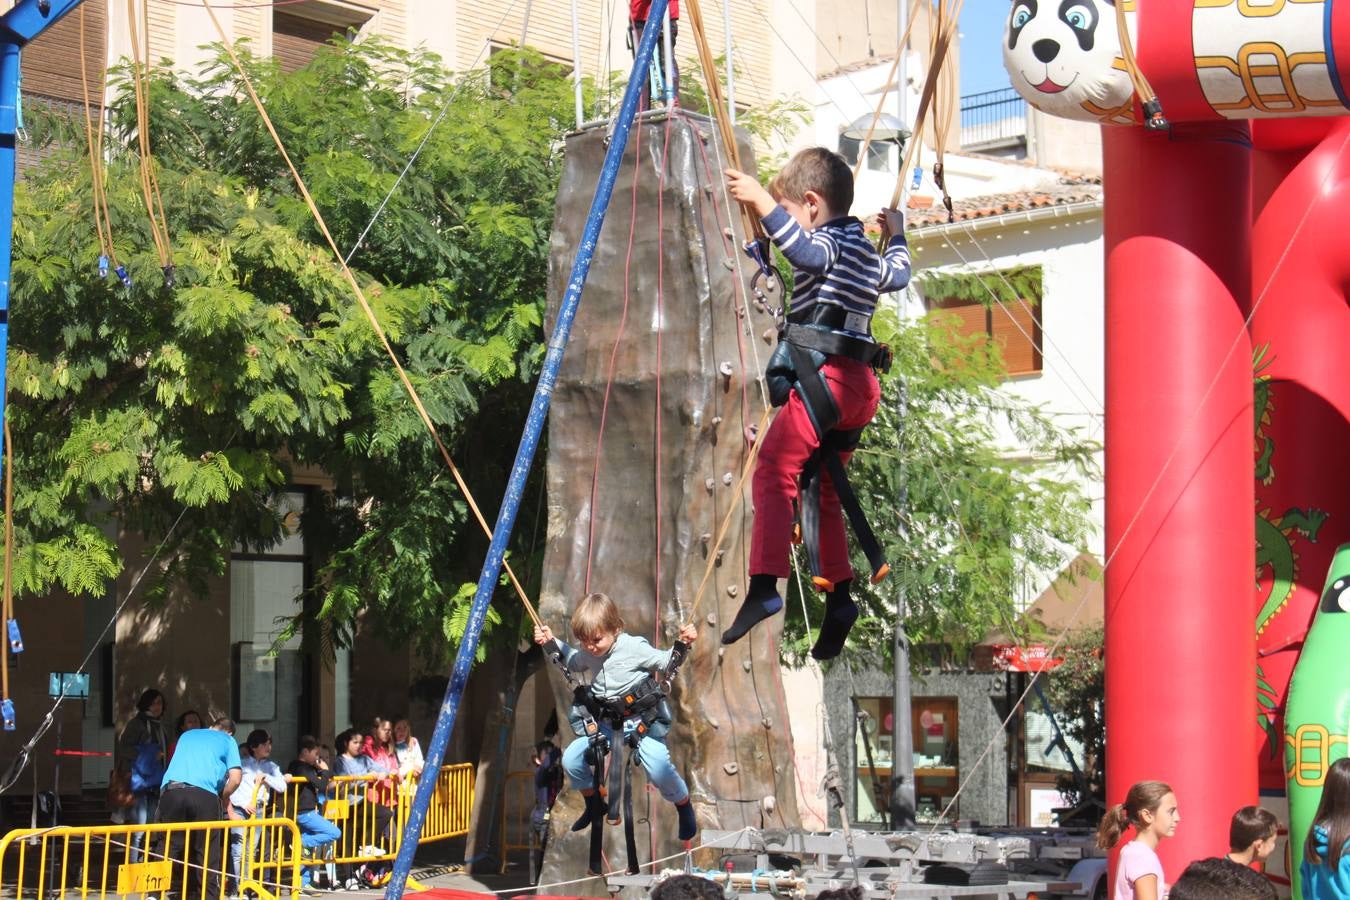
[273,12,343,74]
[991,298,1042,376]
[22,1,107,104]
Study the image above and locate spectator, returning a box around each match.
[158,717,241,899]
[651,873,729,900]
[227,729,289,893]
[393,719,424,782]
[1228,806,1280,867]
[115,688,167,863]
[1171,857,1277,900]
[1096,780,1179,900]
[168,709,203,764]
[1302,757,1350,900]
[529,739,562,883]
[361,718,400,807]
[288,735,340,890]
[334,728,394,890]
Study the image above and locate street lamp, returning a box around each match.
[841,112,911,147]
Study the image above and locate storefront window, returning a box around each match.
[852,696,960,825]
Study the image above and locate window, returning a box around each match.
[852,696,961,825]
[838,134,892,172]
[272,1,374,73]
[927,293,1043,377]
[22,1,106,105]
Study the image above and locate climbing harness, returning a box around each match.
[545,637,690,875]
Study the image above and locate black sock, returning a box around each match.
[571,792,606,832]
[721,574,783,644]
[810,579,857,660]
[676,799,698,841]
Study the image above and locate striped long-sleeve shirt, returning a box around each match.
[762,206,912,337]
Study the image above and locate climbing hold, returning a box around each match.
[762,328,776,344]
[700,532,712,546]
[711,416,723,427]
[716,550,725,565]
[722,472,734,486]
[722,258,735,270]
[717,647,725,660]
[726,585,738,598]
[761,717,773,729]
[707,717,719,729]
[718,361,735,378]
[741,659,752,672]
[705,477,716,493]
[762,795,777,815]
[723,762,739,775]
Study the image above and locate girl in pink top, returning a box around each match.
[1097,781,1181,900]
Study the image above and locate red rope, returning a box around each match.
[653,112,675,632]
[583,119,645,593]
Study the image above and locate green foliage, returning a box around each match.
[916,264,1043,305]
[8,41,570,661]
[1043,626,1105,814]
[781,305,1100,663]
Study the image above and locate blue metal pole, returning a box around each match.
[0,38,19,457]
[384,5,672,895]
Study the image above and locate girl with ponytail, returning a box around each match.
[1097,781,1180,900]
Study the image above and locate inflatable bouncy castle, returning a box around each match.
[1003,3,1350,893]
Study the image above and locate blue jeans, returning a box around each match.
[128,790,158,863]
[296,810,340,851]
[562,721,688,802]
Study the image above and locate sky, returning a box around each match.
[959,4,1013,95]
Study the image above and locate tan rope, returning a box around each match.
[851,0,924,182]
[681,0,764,243]
[2,418,13,701]
[199,2,542,628]
[1113,1,1165,128]
[79,7,118,271]
[888,0,962,218]
[126,0,173,269]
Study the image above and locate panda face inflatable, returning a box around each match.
[1003,0,1134,123]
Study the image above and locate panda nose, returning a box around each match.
[1033,39,1060,63]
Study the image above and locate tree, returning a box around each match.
[9,41,579,659]
[778,299,1101,664]
[1043,625,1105,818]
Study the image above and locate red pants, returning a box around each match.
[749,356,881,583]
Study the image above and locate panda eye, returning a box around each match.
[1340,586,1350,613]
[1064,4,1092,30]
[1013,6,1032,28]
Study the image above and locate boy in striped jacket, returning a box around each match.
[723,147,911,659]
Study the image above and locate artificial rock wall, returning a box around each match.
[538,110,798,883]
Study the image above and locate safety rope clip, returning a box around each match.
[98,255,109,279]
[744,238,784,314]
[1142,98,1170,133]
[7,619,22,654]
[1,698,14,731]
[115,265,132,289]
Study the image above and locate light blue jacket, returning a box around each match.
[1302,825,1350,900]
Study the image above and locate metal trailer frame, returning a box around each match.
[605,828,1107,900]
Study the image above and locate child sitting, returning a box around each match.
[533,592,698,857]
[723,147,911,659]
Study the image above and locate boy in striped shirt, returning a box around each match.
[723,147,910,658]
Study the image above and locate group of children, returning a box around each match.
[533,143,911,864]
[1100,771,1350,900]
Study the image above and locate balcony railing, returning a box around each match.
[960,87,1027,150]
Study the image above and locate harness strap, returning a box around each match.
[623,746,640,874]
[798,427,890,587]
[785,341,840,438]
[783,323,891,371]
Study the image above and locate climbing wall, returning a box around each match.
[538,110,800,882]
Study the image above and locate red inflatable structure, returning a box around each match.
[1004,0,1350,884]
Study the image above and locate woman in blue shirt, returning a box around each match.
[1303,757,1350,900]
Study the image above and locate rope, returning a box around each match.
[889,0,963,216]
[851,0,923,182]
[78,6,119,275]
[126,0,174,273]
[198,2,543,627]
[1,417,10,704]
[1113,2,1165,129]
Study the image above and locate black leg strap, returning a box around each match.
[822,448,888,583]
[623,746,639,875]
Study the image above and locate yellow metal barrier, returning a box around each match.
[501,770,537,862]
[247,763,475,865]
[0,818,302,899]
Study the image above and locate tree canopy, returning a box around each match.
[11,40,572,658]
